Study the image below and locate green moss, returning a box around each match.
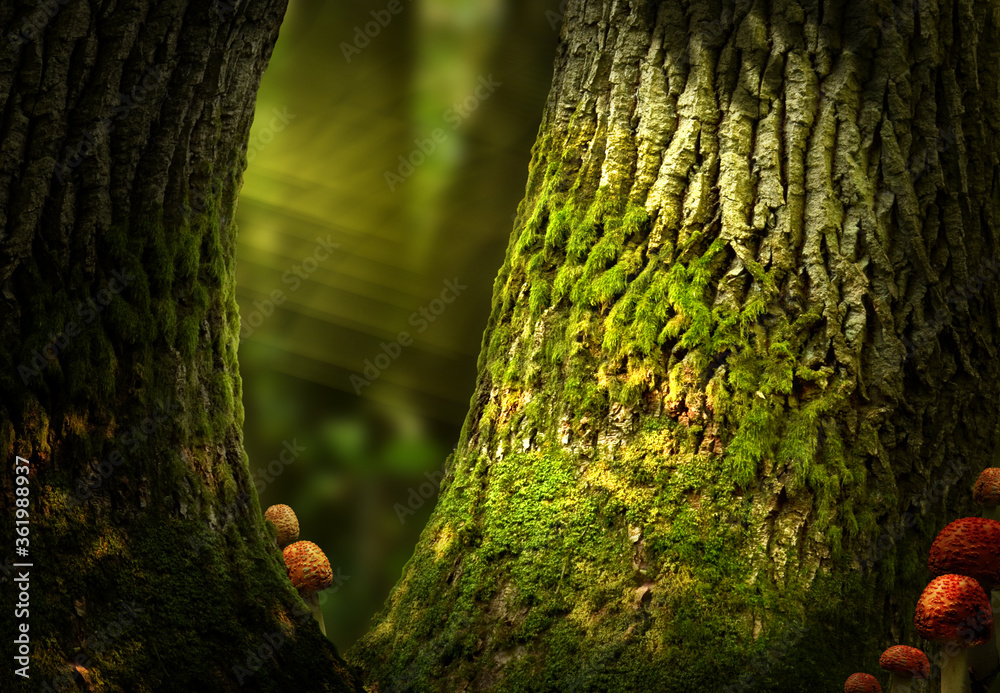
[352,438,904,691]
[212,371,236,430]
[2,159,362,690]
[177,315,201,358]
[175,232,201,285]
[203,227,228,287]
[107,293,143,344]
[724,402,779,486]
[543,205,574,252]
[352,91,983,687]
[481,174,855,503]
[551,263,582,304]
[24,496,357,692]
[529,279,551,317]
[156,297,178,343]
[566,215,598,261]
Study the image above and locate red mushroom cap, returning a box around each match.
[914,574,993,647]
[283,540,333,597]
[878,645,930,679]
[927,517,1000,587]
[844,672,881,693]
[974,468,1000,507]
[264,504,300,548]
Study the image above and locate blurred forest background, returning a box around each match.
[235,0,560,652]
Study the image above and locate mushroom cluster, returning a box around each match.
[845,466,1000,693]
[264,504,335,636]
[928,515,1000,674]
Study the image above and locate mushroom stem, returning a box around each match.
[968,637,998,688]
[940,647,969,693]
[306,593,326,636]
[887,673,914,693]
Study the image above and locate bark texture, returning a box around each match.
[0,2,361,691]
[353,0,1000,690]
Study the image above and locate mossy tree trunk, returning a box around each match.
[0,2,361,691]
[353,0,1000,690]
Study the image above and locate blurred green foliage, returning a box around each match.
[235,0,559,650]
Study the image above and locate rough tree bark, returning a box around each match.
[0,2,361,691]
[352,0,1000,690]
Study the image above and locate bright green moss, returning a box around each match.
[566,216,598,261]
[543,205,574,251]
[352,438,906,691]
[551,263,582,304]
[475,174,871,528]
[529,279,551,317]
[587,264,627,306]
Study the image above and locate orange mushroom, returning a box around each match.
[878,645,929,693]
[264,504,300,548]
[283,540,333,635]
[844,672,881,692]
[914,574,993,693]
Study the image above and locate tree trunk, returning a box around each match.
[352,0,1000,690]
[0,2,361,691]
